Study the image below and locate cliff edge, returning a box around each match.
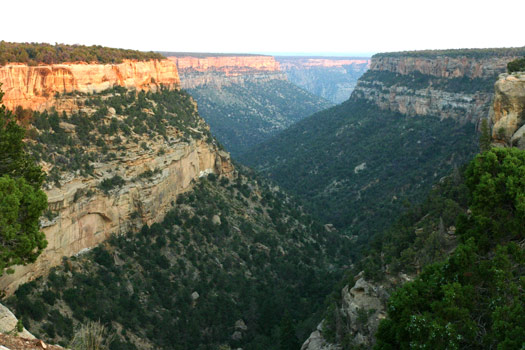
[0,59,180,112]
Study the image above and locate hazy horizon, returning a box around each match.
[3,0,525,56]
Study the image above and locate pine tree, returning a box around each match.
[279,311,300,350]
[479,118,492,152]
[0,86,47,274]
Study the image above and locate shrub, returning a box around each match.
[69,321,114,350]
[507,57,525,73]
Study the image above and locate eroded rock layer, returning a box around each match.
[169,55,286,89]
[0,137,232,295]
[0,59,180,111]
[353,53,523,123]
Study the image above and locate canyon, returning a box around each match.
[0,59,180,112]
[277,57,371,103]
[166,53,332,156]
[0,59,234,296]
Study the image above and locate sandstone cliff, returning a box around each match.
[0,59,180,111]
[490,72,525,146]
[0,87,233,296]
[352,53,523,123]
[277,57,370,103]
[169,55,286,89]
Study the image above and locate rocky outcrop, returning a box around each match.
[490,72,525,146]
[0,59,180,111]
[277,57,370,103]
[301,273,411,350]
[370,55,510,78]
[168,55,286,89]
[301,322,339,350]
[352,53,522,123]
[0,137,233,295]
[0,303,34,339]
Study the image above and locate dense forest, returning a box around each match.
[240,99,478,241]
[0,41,164,65]
[4,86,354,350]
[8,168,353,350]
[375,148,525,349]
[186,79,332,156]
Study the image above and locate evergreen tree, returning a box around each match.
[279,312,300,350]
[0,87,47,274]
[479,118,492,152]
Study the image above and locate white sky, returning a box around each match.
[2,0,525,56]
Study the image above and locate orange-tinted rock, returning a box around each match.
[0,59,180,111]
[279,58,371,70]
[170,56,280,75]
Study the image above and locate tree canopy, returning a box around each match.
[0,87,47,274]
[375,148,525,349]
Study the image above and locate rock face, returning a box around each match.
[0,139,233,296]
[277,57,370,103]
[169,55,286,88]
[0,303,35,339]
[0,59,180,111]
[491,72,525,145]
[352,53,522,123]
[301,273,412,350]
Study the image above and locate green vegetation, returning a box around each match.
[375,46,525,59]
[8,169,353,350]
[0,88,47,274]
[0,41,164,65]
[186,79,332,156]
[98,175,125,194]
[479,118,492,152]
[21,86,212,181]
[240,99,478,240]
[375,148,525,349]
[507,56,525,73]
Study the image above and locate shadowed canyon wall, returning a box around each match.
[277,57,371,103]
[352,53,525,123]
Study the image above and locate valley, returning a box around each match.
[0,40,524,350]
[166,53,333,156]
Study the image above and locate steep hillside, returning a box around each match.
[7,167,353,350]
[241,48,525,239]
[299,52,525,350]
[277,57,370,103]
[169,54,332,156]
[0,50,352,350]
[0,86,233,296]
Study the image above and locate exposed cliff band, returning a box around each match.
[0,61,235,296]
[169,55,286,89]
[0,59,180,111]
[352,54,524,123]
